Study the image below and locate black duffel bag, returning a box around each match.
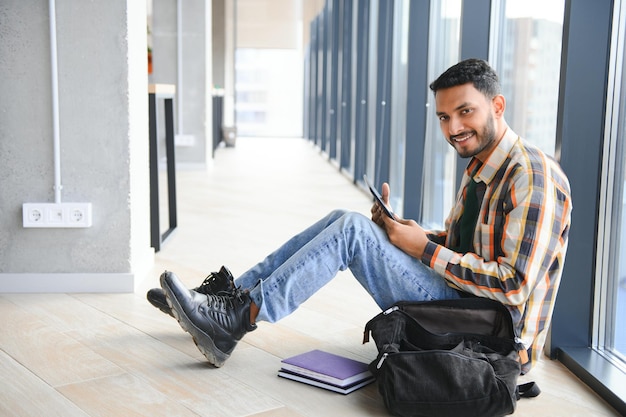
[363,298,539,417]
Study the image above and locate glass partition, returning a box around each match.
[421,0,462,228]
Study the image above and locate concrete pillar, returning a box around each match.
[0,0,153,292]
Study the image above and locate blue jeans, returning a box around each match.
[235,209,463,322]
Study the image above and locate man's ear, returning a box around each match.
[492,94,506,118]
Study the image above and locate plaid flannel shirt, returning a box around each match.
[422,128,572,372]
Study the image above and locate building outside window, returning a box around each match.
[493,0,565,157]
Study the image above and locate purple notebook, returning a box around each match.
[277,369,375,394]
[280,349,372,386]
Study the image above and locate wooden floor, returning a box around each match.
[0,137,619,416]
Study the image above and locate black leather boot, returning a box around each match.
[160,270,256,367]
[147,266,235,317]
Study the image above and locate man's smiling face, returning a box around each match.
[435,82,504,161]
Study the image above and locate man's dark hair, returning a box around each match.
[429,58,501,98]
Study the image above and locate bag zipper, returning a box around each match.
[383,306,399,315]
[376,353,388,369]
[363,305,400,343]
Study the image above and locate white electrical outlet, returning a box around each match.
[27,207,43,223]
[23,203,92,228]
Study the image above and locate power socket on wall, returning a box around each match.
[22,203,92,228]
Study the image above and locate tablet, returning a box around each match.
[363,175,395,220]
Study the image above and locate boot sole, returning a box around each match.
[160,272,229,367]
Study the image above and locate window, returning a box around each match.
[597,1,626,366]
[235,49,303,137]
[387,0,410,216]
[365,0,379,178]
[421,0,462,228]
[492,0,565,156]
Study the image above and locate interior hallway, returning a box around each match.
[0,137,619,416]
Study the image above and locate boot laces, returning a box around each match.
[196,271,223,294]
[205,286,247,310]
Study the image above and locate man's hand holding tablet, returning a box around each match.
[364,175,396,221]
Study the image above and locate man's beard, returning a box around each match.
[453,115,497,159]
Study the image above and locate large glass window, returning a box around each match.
[365,0,394,185]
[421,0,462,228]
[235,49,303,137]
[492,0,565,156]
[388,0,410,216]
[365,0,379,178]
[597,1,626,366]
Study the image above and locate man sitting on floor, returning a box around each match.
[147,58,572,373]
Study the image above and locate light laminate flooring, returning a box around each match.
[0,137,620,416]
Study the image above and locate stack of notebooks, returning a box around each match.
[277,349,375,394]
